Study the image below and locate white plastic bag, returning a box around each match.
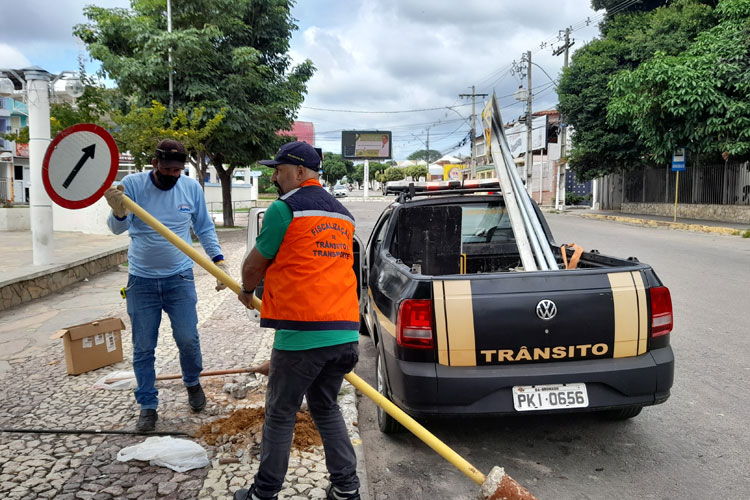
[117,436,209,472]
[93,371,136,390]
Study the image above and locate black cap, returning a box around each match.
[155,139,187,166]
[259,141,321,170]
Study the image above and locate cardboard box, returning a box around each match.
[50,317,125,375]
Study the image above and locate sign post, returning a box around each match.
[671,148,686,222]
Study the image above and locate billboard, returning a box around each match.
[505,116,547,158]
[341,131,392,160]
[443,164,465,180]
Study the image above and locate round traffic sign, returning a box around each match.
[42,123,119,209]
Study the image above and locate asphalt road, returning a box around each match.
[348,205,750,500]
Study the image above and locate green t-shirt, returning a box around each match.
[256,199,359,351]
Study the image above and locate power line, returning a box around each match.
[475,0,640,95]
[301,102,472,114]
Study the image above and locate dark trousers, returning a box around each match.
[254,342,360,497]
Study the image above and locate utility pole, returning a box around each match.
[524,51,533,191]
[426,127,430,163]
[167,0,174,111]
[459,86,488,179]
[553,28,574,210]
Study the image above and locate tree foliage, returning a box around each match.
[112,101,225,182]
[75,0,314,226]
[350,161,388,185]
[558,0,717,179]
[608,0,750,162]
[405,165,428,180]
[380,167,406,183]
[407,149,442,163]
[320,153,353,185]
[592,0,669,14]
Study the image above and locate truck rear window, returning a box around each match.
[460,203,514,244]
[393,201,521,275]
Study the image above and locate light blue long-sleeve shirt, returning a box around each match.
[107,171,223,278]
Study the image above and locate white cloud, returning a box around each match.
[0,44,31,69]
[2,0,602,160]
[290,0,601,159]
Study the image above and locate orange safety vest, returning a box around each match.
[261,179,359,331]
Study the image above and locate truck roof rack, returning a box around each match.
[386,178,501,202]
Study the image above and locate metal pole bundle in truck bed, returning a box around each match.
[481,94,558,271]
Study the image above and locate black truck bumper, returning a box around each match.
[388,346,674,417]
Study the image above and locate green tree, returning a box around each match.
[380,167,405,183]
[558,0,717,179]
[407,149,441,163]
[350,161,388,186]
[254,165,277,194]
[112,101,225,185]
[592,0,669,14]
[608,0,750,162]
[350,164,364,185]
[321,153,353,186]
[75,0,314,227]
[405,165,428,180]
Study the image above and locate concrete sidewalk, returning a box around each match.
[0,227,368,500]
[557,208,750,236]
[0,231,130,311]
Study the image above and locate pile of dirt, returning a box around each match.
[197,407,323,451]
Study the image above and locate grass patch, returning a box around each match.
[742,230,750,238]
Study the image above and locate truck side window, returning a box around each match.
[369,212,391,263]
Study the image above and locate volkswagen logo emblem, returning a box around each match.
[536,299,557,320]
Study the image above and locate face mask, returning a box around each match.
[155,169,179,189]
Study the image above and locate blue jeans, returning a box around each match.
[254,342,360,497]
[125,269,202,410]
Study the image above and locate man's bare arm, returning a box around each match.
[238,248,271,309]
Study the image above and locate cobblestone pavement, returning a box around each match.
[0,227,364,500]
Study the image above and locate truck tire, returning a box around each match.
[600,406,643,420]
[376,349,403,434]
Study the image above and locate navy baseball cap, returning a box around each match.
[155,139,187,167]
[259,141,321,170]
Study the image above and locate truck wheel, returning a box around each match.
[376,349,403,434]
[600,406,643,420]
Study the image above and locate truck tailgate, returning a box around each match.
[432,269,650,368]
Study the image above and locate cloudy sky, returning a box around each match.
[1,0,604,161]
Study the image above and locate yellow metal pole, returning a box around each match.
[343,371,486,486]
[673,171,679,223]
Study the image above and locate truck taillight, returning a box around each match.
[649,286,673,337]
[397,299,434,349]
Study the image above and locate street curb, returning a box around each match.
[353,433,371,500]
[577,213,747,236]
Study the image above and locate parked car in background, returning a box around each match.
[334,184,348,198]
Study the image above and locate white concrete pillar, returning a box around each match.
[250,175,258,201]
[26,70,53,265]
[364,160,369,199]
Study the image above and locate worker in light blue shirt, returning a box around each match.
[104,139,229,432]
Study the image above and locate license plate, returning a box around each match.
[512,383,588,411]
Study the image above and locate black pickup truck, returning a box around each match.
[245,182,674,434]
[361,181,674,433]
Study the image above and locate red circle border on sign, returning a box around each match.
[42,123,120,210]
